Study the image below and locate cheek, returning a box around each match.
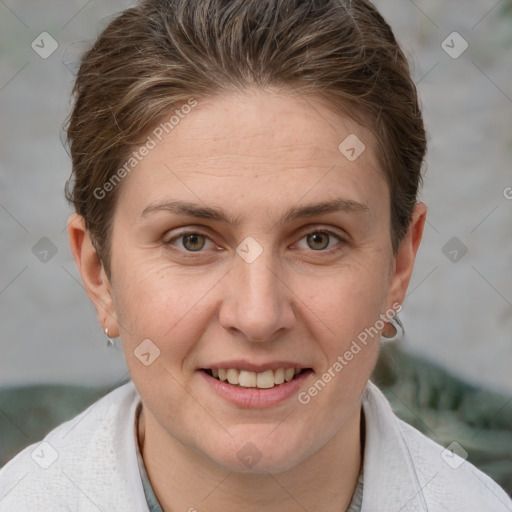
[111,261,215,420]
[293,264,387,419]
[111,255,224,359]
[294,260,389,410]
[301,258,390,345]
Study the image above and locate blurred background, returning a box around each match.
[1,0,511,392]
[0,0,511,493]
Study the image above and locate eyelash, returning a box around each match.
[163,228,347,258]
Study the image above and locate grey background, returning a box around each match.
[1,0,511,392]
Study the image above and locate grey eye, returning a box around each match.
[182,233,207,251]
[306,232,330,250]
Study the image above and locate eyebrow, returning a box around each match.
[139,197,369,226]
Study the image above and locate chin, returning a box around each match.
[200,431,311,474]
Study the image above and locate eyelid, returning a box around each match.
[163,229,218,253]
[292,227,347,251]
[163,225,348,255]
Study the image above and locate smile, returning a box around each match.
[204,367,309,389]
[199,366,314,408]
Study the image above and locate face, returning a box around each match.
[91,88,409,473]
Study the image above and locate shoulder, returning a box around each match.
[397,416,511,509]
[361,381,512,511]
[0,381,149,512]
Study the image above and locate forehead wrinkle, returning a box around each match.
[162,144,342,181]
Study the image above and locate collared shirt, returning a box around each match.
[1,380,511,511]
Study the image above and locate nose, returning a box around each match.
[219,246,296,342]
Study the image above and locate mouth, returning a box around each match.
[201,367,313,389]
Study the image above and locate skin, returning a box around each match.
[69,87,426,512]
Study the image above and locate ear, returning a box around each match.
[67,214,119,337]
[386,202,427,311]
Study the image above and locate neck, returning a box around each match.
[137,405,363,512]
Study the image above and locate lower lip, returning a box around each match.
[199,369,313,408]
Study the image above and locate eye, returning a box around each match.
[164,231,216,252]
[295,229,344,251]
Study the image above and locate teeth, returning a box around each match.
[226,368,239,385]
[238,370,256,387]
[274,368,285,384]
[256,370,275,389]
[209,367,305,388]
[284,368,295,382]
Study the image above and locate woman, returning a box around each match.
[0,0,510,510]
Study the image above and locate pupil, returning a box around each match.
[308,232,329,250]
[184,234,205,251]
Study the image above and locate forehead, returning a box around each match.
[116,88,387,221]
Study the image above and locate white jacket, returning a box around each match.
[0,380,510,511]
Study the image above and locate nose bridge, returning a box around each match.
[220,240,295,341]
[242,249,278,303]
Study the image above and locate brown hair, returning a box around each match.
[65,0,426,279]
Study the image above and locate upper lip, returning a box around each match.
[200,360,311,372]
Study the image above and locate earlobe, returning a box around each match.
[386,202,427,308]
[67,214,119,337]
